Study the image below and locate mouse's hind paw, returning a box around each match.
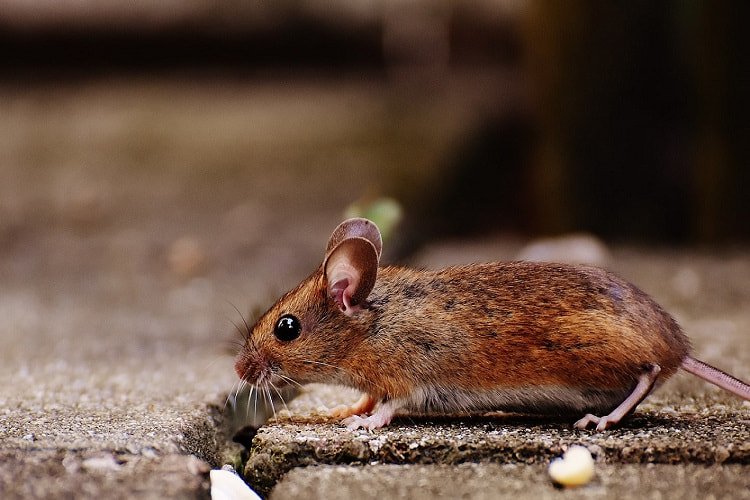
[574,364,662,432]
[574,414,599,430]
[574,414,615,431]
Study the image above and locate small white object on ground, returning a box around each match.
[210,469,261,500]
[548,445,596,487]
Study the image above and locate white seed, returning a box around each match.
[210,469,261,500]
[548,445,595,487]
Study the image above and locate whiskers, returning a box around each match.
[227,367,303,428]
[276,373,305,389]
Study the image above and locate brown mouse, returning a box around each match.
[234,218,750,431]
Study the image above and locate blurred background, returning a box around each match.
[1,0,749,305]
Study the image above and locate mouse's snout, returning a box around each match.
[234,350,267,383]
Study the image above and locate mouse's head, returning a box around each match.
[234,218,382,389]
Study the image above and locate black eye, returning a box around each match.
[274,314,301,342]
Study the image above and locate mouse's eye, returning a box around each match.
[274,314,301,342]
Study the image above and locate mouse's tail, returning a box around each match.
[681,356,750,400]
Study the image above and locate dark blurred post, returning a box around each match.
[690,0,750,241]
[522,0,749,242]
[520,1,579,235]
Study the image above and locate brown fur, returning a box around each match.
[235,260,691,415]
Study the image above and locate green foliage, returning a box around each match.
[344,197,403,243]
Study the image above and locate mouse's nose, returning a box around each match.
[234,352,263,382]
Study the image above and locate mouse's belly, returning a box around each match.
[403,384,631,416]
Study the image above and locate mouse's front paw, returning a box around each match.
[342,415,368,430]
[342,412,391,431]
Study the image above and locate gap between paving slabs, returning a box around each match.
[179,401,246,470]
[241,408,750,497]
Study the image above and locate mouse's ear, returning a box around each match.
[325,217,382,259]
[323,218,382,316]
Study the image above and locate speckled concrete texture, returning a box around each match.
[246,407,750,496]
[0,282,237,498]
[271,463,750,500]
[0,450,211,500]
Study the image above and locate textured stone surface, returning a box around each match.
[271,463,750,500]
[0,450,211,500]
[246,406,750,496]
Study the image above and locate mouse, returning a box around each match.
[234,218,750,431]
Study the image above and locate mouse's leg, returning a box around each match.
[329,393,377,419]
[342,399,400,431]
[574,364,661,432]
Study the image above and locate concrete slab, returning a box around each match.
[0,284,236,498]
[271,463,750,500]
[0,450,211,500]
[246,407,750,496]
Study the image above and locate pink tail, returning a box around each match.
[681,356,750,400]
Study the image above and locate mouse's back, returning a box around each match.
[356,261,690,414]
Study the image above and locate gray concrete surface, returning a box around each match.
[0,450,212,499]
[0,269,237,498]
[248,404,750,496]
[271,463,750,500]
